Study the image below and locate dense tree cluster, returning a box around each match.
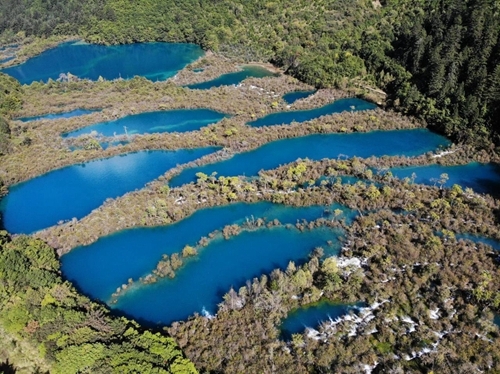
[0,233,196,373]
[0,0,105,37]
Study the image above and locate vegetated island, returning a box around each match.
[0,0,500,372]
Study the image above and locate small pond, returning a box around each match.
[247,98,376,127]
[280,300,361,340]
[169,129,451,187]
[185,65,278,90]
[282,90,316,104]
[2,41,204,84]
[62,109,228,138]
[0,147,219,234]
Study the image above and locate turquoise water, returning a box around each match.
[185,66,278,90]
[17,109,101,122]
[0,148,218,234]
[112,226,343,325]
[2,42,204,84]
[282,90,316,104]
[390,162,500,197]
[247,98,376,127]
[280,301,361,340]
[456,233,500,251]
[62,109,228,138]
[61,202,353,304]
[495,315,500,327]
[169,129,451,187]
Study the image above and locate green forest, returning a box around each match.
[0,0,499,146]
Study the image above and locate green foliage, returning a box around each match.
[0,236,197,373]
[0,73,23,115]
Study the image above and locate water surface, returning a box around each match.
[113,226,342,325]
[169,129,450,187]
[283,90,316,104]
[0,148,218,234]
[2,42,204,84]
[185,65,278,90]
[17,109,100,122]
[63,109,228,138]
[456,233,500,251]
[247,98,376,127]
[280,300,360,340]
[390,163,500,197]
[61,202,353,304]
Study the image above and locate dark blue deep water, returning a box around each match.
[280,301,361,340]
[247,98,376,127]
[17,109,101,122]
[61,202,353,306]
[169,129,451,187]
[185,65,278,90]
[2,41,204,84]
[112,226,343,325]
[282,90,317,104]
[0,148,218,234]
[62,109,228,138]
[390,162,500,197]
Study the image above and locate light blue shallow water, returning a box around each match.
[282,90,317,104]
[169,129,451,187]
[247,98,376,127]
[280,301,361,340]
[0,148,219,234]
[62,109,228,138]
[185,65,278,90]
[2,42,204,84]
[112,226,343,325]
[61,202,354,305]
[390,162,500,197]
[17,109,101,122]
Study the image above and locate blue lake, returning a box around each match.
[185,65,278,90]
[62,109,228,138]
[0,148,218,234]
[61,202,353,305]
[280,301,360,340]
[169,129,451,187]
[2,42,204,84]
[390,162,500,198]
[247,98,376,127]
[282,90,316,104]
[112,226,343,325]
[17,108,101,122]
